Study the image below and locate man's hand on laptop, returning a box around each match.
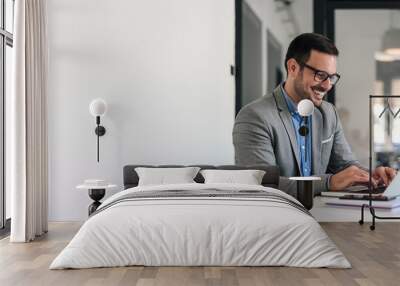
[372,166,397,187]
[329,165,377,191]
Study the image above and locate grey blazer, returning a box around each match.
[233,86,359,196]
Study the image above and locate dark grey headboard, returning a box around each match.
[123,165,280,189]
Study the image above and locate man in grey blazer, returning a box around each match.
[233,33,396,196]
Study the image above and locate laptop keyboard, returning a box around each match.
[347,185,386,194]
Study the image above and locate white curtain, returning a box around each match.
[10,0,48,242]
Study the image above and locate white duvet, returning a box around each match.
[50,183,351,269]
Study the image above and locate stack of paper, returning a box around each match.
[324,197,400,209]
[321,185,374,198]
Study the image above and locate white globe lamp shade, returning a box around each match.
[89,99,107,117]
[297,99,314,117]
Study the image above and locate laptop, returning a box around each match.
[339,172,400,201]
[381,172,400,197]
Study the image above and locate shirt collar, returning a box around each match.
[280,82,298,115]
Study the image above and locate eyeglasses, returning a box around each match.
[301,63,341,86]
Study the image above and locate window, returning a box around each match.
[0,0,14,232]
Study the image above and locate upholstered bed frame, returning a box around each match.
[50,165,349,269]
[123,165,280,190]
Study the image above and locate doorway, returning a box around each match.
[240,1,262,108]
[314,0,400,166]
[266,30,283,95]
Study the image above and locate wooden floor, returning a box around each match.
[1,222,400,286]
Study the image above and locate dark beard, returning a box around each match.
[293,71,309,100]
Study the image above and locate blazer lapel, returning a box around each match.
[273,87,301,173]
[312,108,323,174]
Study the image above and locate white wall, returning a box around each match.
[47,0,235,221]
[245,0,313,96]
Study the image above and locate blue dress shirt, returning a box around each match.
[281,84,312,176]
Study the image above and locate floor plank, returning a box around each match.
[0,222,399,286]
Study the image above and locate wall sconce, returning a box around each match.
[89,98,107,162]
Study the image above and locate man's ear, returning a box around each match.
[286,58,300,77]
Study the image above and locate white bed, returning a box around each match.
[50,183,350,269]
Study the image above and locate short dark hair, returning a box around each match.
[284,33,339,74]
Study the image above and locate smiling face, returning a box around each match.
[287,50,337,106]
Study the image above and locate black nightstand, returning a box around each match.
[76,183,117,215]
[289,176,321,210]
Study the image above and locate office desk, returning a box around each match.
[310,196,400,222]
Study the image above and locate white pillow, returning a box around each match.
[200,169,266,185]
[135,167,200,186]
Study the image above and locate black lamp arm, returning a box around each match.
[94,116,106,162]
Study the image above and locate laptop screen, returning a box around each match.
[383,172,400,197]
